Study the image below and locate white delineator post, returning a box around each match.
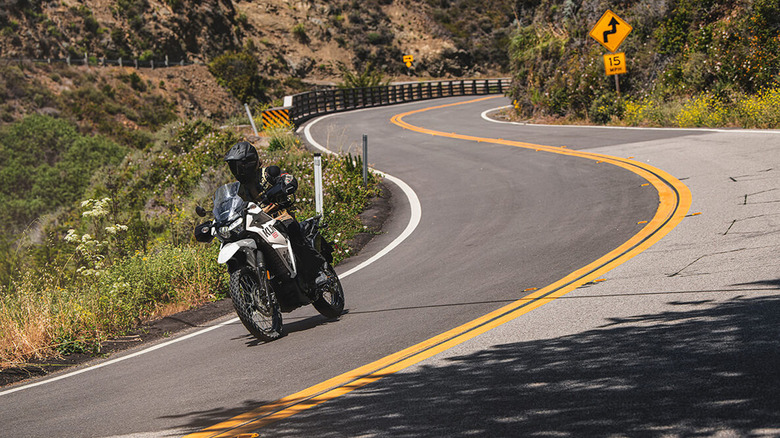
[362,134,368,187]
[314,153,324,216]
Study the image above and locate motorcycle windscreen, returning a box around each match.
[212,182,244,223]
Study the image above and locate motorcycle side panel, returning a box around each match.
[247,218,298,278]
[218,239,257,264]
[272,242,297,277]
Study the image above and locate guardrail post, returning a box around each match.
[314,153,324,216]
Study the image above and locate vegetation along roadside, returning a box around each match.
[507,0,780,128]
[0,117,381,381]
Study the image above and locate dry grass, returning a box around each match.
[0,282,57,369]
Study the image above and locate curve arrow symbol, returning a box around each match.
[603,17,619,43]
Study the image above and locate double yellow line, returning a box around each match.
[187,96,691,438]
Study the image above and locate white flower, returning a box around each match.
[65,229,79,242]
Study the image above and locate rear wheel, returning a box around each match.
[312,263,345,319]
[229,266,283,341]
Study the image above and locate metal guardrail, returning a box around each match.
[286,78,511,126]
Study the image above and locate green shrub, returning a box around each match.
[291,23,309,44]
[208,51,267,103]
[336,62,388,89]
[0,115,127,234]
[675,94,730,127]
[589,93,624,125]
[735,87,780,129]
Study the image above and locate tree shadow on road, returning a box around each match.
[257,293,780,437]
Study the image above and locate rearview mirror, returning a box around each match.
[195,205,207,217]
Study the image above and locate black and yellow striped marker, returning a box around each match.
[262,107,292,129]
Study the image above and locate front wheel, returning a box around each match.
[229,267,283,341]
[312,263,345,319]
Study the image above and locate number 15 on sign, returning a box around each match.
[603,52,627,76]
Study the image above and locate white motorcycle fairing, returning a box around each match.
[217,238,257,264]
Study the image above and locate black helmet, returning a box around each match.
[224,141,260,185]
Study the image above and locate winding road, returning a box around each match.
[1,95,778,437]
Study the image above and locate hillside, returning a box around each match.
[507,0,780,126]
[0,0,516,134]
[0,0,511,82]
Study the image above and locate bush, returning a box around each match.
[0,115,127,235]
[736,87,780,128]
[291,23,309,44]
[589,93,623,125]
[336,62,388,89]
[208,51,267,103]
[675,94,730,128]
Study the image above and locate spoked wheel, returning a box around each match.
[229,266,283,341]
[312,263,345,319]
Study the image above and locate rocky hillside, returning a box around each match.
[0,0,513,81]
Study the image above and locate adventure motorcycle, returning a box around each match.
[194,181,344,341]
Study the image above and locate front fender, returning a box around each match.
[218,239,257,264]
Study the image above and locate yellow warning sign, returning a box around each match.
[589,10,632,53]
[403,55,414,68]
[603,52,627,76]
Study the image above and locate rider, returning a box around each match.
[223,141,326,290]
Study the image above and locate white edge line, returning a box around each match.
[2,109,422,398]
[0,317,239,397]
[481,105,780,134]
[302,112,422,279]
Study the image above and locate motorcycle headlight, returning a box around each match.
[218,217,244,239]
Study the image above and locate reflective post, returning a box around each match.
[362,134,368,187]
[314,153,324,216]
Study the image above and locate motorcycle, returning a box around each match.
[194,181,345,341]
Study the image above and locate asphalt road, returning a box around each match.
[1,95,777,437]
